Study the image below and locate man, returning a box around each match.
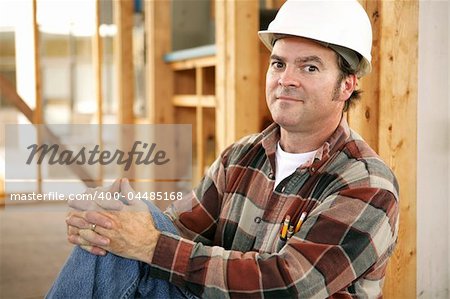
[49,1,399,298]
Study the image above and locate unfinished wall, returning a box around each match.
[417,1,449,298]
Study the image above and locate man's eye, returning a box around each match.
[271,61,284,69]
[304,65,319,72]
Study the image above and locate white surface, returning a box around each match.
[417,1,449,298]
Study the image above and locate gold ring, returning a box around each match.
[91,223,96,231]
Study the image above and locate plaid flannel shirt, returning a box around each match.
[150,118,399,298]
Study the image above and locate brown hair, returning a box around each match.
[335,53,362,112]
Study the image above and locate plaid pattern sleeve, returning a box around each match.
[149,118,399,298]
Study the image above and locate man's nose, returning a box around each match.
[277,67,299,87]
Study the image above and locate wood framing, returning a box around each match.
[345,0,419,297]
[215,0,227,152]
[114,0,134,124]
[0,75,98,188]
[173,95,215,108]
[196,67,205,181]
[378,2,418,298]
[348,1,381,151]
[0,75,34,122]
[215,0,260,151]
[92,0,104,181]
[145,0,174,124]
[32,0,43,194]
[93,0,103,124]
[32,0,42,125]
[170,56,216,71]
[347,2,418,297]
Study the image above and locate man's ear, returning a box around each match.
[339,74,357,102]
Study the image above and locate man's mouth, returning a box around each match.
[276,95,303,102]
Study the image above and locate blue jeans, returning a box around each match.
[46,202,197,299]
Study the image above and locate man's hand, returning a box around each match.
[66,178,161,263]
[66,178,123,255]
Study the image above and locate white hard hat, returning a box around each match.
[258,0,373,77]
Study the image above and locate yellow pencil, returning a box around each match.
[280,215,290,240]
[294,212,307,233]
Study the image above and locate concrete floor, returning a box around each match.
[0,203,73,299]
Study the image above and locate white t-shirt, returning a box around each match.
[274,142,317,189]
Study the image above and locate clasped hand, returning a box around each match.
[66,178,160,264]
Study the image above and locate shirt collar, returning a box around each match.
[261,117,351,165]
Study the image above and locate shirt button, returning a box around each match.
[268,172,275,180]
[310,167,316,172]
[281,186,286,192]
[254,217,262,224]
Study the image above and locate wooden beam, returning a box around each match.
[32,0,43,194]
[196,67,204,182]
[114,0,135,180]
[377,1,418,298]
[32,0,42,125]
[0,75,98,188]
[93,0,103,124]
[347,0,380,151]
[114,0,134,124]
[145,0,173,124]
[173,95,215,108]
[92,0,104,182]
[170,56,216,71]
[144,0,179,199]
[0,75,33,121]
[215,0,260,151]
[215,0,227,152]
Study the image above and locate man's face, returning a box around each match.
[265,37,347,134]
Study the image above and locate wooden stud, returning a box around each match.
[196,67,204,182]
[231,1,260,142]
[114,0,134,124]
[215,0,227,152]
[215,0,260,151]
[145,0,174,124]
[31,0,43,194]
[347,0,380,151]
[32,0,42,125]
[0,75,34,123]
[377,1,418,298]
[348,2,418,297]
[92,0,104,183]
[145,0,180,197]
[114,0,135,180]
[224,0,237,145]
[93,0,103,125]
